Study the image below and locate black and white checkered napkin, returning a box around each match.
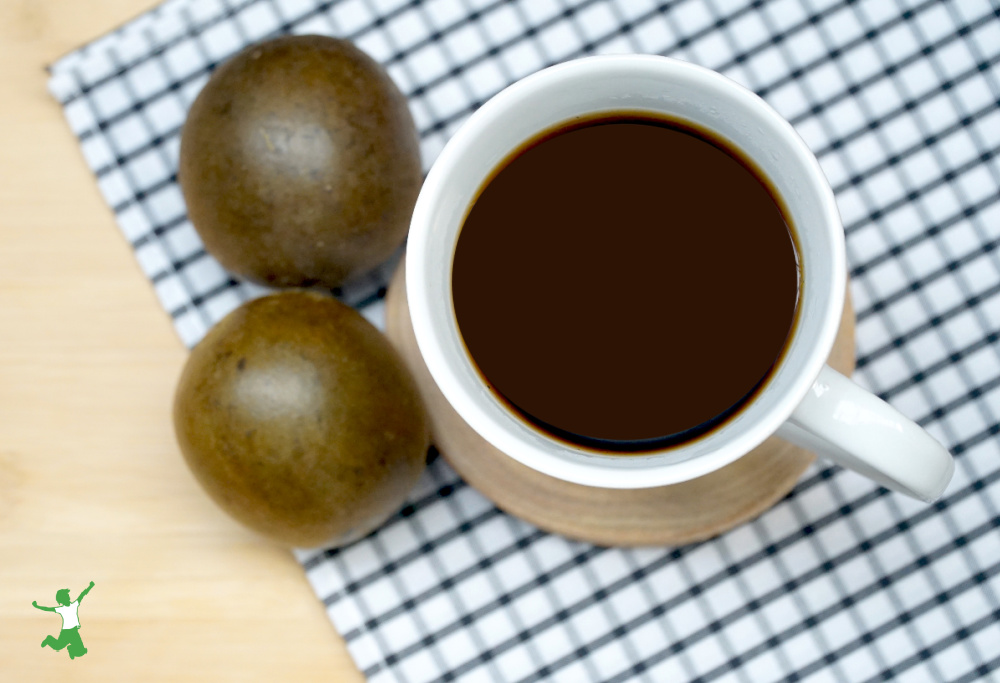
[50,0,1000,680]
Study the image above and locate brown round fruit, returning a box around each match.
[179,35,422,288]
[173,291,429,547]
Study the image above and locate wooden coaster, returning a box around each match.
[385,262,856,546]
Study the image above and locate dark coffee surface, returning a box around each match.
[452,115,799,450]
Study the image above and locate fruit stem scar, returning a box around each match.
[259,128,275,152]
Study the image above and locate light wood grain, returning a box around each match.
[385,261,856,546]
[0,2,362,680]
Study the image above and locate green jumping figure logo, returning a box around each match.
[32,581,95,660]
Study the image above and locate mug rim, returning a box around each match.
[407,54,846,488]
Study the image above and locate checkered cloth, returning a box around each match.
[49,0,1000,680]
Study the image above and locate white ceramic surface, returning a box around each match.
[407,55,954,502]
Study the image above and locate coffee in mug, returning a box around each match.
[453,113,800,451]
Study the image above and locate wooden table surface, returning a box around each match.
[0,2,363,679]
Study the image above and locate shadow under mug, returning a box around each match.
[406,55,954,503]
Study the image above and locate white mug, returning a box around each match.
[406,55,954,503]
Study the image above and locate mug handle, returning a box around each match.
[775,366,955,502]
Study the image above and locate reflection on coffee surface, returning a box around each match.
[452,113,800,452]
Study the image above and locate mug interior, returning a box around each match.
[407,55,845,488]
